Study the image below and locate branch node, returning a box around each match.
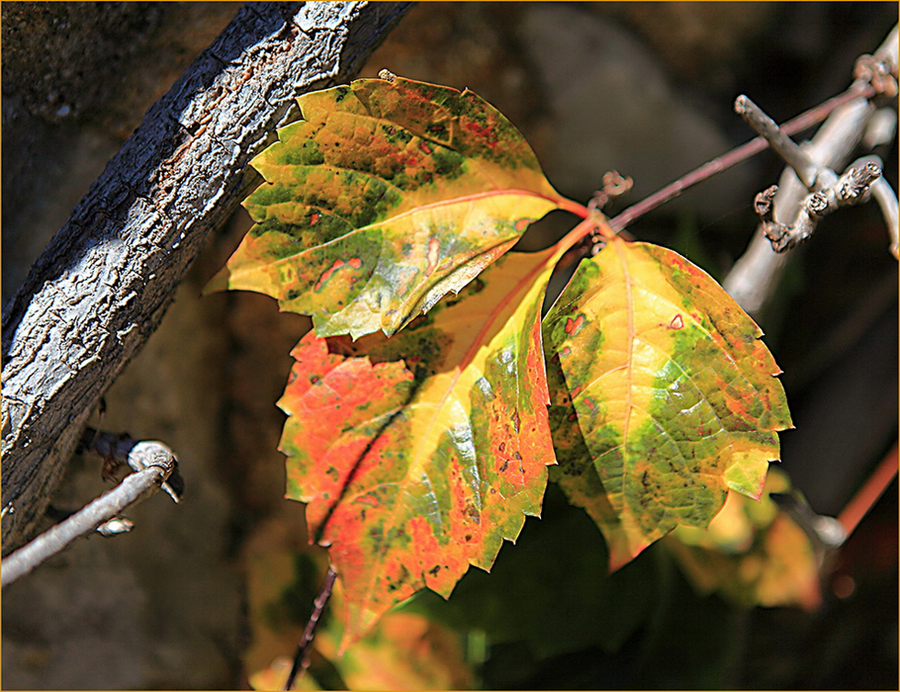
[96,515,135,536]
[82,427,184,503]
[754,186,792,251]
[757,158,885,254]
[805,190,832,219]
[754,185,779,222]
[127,440,181,502]
[836,160,881,205]
[854,53,899,98]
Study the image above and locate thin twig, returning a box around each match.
[869,174,900,258]
[2,443,177,588]
[735,94,820,188]
[285,564,338,691]
[770,492,847,572]
[551,86,876,270]
[772,446,897,575]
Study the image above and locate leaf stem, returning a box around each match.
[555,195,590,219]
[284,564,338,691]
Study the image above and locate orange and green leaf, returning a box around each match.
[278,248,561,648]
[544,232,793,570]
[206,76,571,339]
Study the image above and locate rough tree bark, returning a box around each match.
[1,1,412,553]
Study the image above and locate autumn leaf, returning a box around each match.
[240,505,336,690]
[545,366,633,565]
[665,467,822,610]
[319,609,474,691]
[250,609,474,692]
[278,248,561,648]
[544,232,793,569]
[206,76,571,339]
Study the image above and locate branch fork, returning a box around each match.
[854,52,898,98]
[754,157,884,252]
[736,93,894,254]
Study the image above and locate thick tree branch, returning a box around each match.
[1,1,411,553]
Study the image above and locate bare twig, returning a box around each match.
[284,564,338,691]
[869,173,900,258]
[735,94,820,188]
[2,440,177,588]
[740,94,884,246]
[756,157,883,252]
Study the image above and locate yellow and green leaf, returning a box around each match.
[278,248,561,648]
[544,232,793,569]
[206,76,569,339]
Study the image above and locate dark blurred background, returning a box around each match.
[3,3,896,688]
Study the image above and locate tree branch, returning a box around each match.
[1,1,412,553]
[606,81,881,234]
[723,25,898,314]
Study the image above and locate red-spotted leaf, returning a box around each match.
[278,248,561,648]
[206,76,569,339]
[543,232,793,570]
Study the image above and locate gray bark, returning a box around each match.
[1,1,412,553]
